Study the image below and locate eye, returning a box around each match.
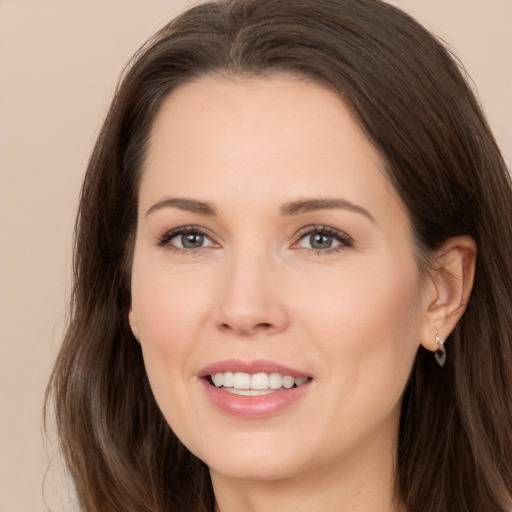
[303,232,337,250]
[173,232,208,249]
[294,226,353,252]
[158,227,216,251]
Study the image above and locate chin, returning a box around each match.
[207,454,307,482]
[191,432,313,482]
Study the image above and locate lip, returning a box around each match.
[198,359,313,419]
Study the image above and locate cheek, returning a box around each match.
[130,269,217,454]
[129,253,216,398]
[296,256,422,394]
[284,261,423,457]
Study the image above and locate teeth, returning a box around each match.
[223,371,234,387]
[213,373,224,387]
[283,375,295,389]
[233,372,251,390]
[225,388,275,396]
[269,373,283,389]
[251,372,269,390]
[210,371,309,391]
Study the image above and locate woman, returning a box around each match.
[46,0,512,511]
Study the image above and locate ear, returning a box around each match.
[419,236,477,352]
[128,307,141,342]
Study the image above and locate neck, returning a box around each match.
[211,419,406,512]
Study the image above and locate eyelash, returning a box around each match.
[292,225,354,255]
[157,226,216,255]
[156,225,353,255]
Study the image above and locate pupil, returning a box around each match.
[182,233,204,248]
[310,233,332,249]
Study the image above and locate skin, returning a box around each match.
[128,76,476,512]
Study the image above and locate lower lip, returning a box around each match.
[200,379,312,418]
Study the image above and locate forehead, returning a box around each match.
[146,75,374,165]
[140,76,400,218]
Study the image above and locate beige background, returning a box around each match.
[1,1,510,511]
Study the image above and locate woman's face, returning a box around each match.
[129,77,433,482]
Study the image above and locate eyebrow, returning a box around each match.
[281,198,376,223]
[145,197,218,217]
[145,196,375,223]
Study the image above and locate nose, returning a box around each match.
[216,247,290,337]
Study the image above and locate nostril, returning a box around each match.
[219,321,273,336]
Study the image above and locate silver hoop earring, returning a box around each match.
[434,330,446,367]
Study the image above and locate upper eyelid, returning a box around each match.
[295,225,353,240]
[161,225,215,236]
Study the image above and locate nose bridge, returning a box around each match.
[217,241,289,336]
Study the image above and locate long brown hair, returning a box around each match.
[46,1,512,510]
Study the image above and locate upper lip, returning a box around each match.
[198,359,311,379]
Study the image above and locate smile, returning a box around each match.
[199,360,313,418]
[210,372,309,396]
